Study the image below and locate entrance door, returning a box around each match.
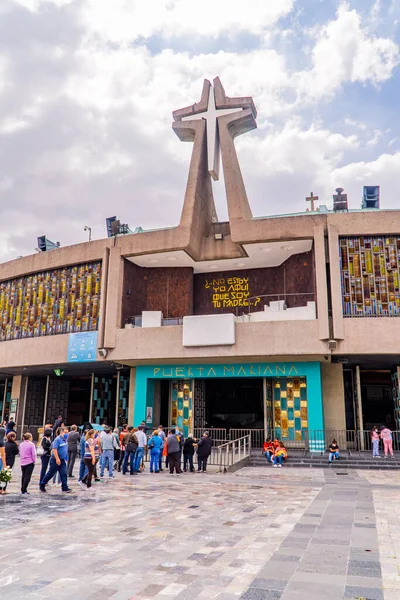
[203,378,263,429]
[360,370,394,430]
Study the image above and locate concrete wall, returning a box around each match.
[321,362,346,431]
[336,319,400,354]
[111,321,328,363]
[0,335,68,370]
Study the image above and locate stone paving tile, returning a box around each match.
[0,466,397,599]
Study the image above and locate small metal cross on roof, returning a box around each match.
[306,192,319,212]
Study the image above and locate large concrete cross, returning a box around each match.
[181,85,243,181]
[173,78,257,182]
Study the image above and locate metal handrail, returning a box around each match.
[216,434,251,471]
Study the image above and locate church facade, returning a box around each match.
[0,78,399,450]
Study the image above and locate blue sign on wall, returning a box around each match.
[68,332,98,363]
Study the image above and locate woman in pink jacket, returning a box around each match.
[20,432,37,495]
[380,426,394,458]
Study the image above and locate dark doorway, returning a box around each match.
[67,376,92,425]
[159,379,170,428]
[204,378,263,429]
[360,370,394,430]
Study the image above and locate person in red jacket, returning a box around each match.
[263,438,274,463]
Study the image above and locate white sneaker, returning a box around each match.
[78,481,86,490]
[278,464,282,468]
[273,464,278,468]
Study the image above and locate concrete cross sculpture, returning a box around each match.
[173,78,257,227]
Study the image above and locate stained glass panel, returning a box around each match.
[340,236,400,316]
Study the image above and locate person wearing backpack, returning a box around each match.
[122,427,139,475]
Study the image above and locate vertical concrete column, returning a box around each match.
[355,366,364,450]
[42,375,50,427]
[115,371,121,429]
[327,224,345,340]
[313,225,330,340]
[128,367,136,426]
[89,373,95,423]
[103,246,123,350]
[97,246,110,350]
[12,375,28,428]
[321,363,346,432]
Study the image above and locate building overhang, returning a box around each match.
[127,240,313,273]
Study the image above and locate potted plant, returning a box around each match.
[0,466,13,494]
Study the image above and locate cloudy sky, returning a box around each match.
[0,0,399,262]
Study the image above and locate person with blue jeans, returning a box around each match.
[328,439,340,464]
[122,427,138,475]
[158,426,166,471]
[100,427,117,478]
[134,426,147,473]
[148,430,163,473]
[40,426,72,493]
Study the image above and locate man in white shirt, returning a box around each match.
[134,426,147,473]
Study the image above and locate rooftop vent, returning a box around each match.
[106,216,132,237]
[362,186,380,210]
[333,188,348,212]
[36,236,61,252]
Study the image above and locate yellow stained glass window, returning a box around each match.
[301,400,307,407]
[295,430,303,441]
[301,420,308,428]
[294,391,300,398]
[288,400,294,408]
[280,391,287,398]
[294,410,301,418]
[288,420,294,429]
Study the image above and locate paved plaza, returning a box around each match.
[0,464,400,599]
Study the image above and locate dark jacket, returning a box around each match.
[41,436,52,457]
[183,438,196,456]
[197,436,212,458]
[124,433,138,453]
[5,440,19,468]
[67,431,80,452]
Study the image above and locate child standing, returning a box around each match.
[380,426,394,458]
[371,426,381,458]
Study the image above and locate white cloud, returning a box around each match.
[330,152,400,209]
[0,0,399,262]
[79,0,294,42]
[296,3,399,101]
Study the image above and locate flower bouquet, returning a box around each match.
[0,466,12,493]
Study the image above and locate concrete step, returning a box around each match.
[250,456,400,469]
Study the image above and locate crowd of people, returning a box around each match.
[0,417,214,495]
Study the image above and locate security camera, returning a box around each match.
[98,348,108,358]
